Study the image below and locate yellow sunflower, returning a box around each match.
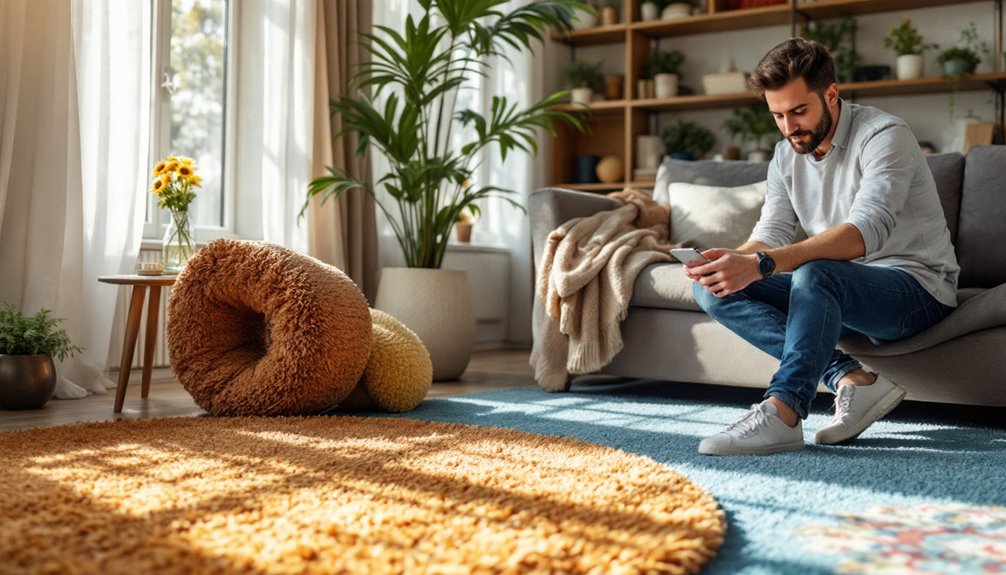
[183,173,203,187]
[153,161,169,176]
[150,174,169,195]
[177,164,194,178]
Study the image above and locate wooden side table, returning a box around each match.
[98,274,177,413]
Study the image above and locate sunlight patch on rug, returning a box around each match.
[798,504,1006,574]
[1,416,724,574]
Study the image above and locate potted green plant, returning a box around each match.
[883,17,938,80]
[562,59,604,103]
[304,0,587,380]
[722,104,779,162]
[661,119,716,161]
[645,49,685,98]
[938,22,988,78]
[0,303,82,410]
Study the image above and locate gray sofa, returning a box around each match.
[530,145,1006,407]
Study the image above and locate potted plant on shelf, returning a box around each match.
[722,104,779,162]
[304,0,587,381]
[938,22,988,78]
[661,120,716,161]
[883,17,938,80]
[644,49,685,99]
[938,22,989,119]
[453,205,479,243]
[563,59,604,104]
[0,303,82,410]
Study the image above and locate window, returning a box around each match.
[146,0,233,239]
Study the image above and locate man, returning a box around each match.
[686,38,959,456]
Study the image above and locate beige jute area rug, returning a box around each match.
[0,416,725,574]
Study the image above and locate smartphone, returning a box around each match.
[670,247,710,266]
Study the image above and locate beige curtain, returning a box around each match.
[308,0,378,303]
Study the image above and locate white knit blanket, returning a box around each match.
[530,193,674,391]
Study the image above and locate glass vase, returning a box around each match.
[162,209,197,273]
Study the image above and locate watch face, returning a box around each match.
[759,253,775,277]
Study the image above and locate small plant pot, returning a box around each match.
[604,74,624,100]
[896,54,924,80]
[942,58,976,77]
[654,73,679,99]
[640,2,659,21]
[661,3,691,20]
[601,5,618,26]
[721,146,741,161]
[571,10,598,30]
[570,87,594,104]
[0,354,56,410]
[454,223,472,243]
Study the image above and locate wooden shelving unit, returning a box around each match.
[550,0,1005,192]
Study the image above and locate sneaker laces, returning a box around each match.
[830,385,855,424]
[726,403,771,437]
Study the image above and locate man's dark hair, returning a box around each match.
[748,37,837,97]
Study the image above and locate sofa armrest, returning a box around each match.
[529,187,622,270]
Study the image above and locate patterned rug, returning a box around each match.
[0,416,724,574]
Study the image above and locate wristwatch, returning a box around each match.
[756,252,776,278]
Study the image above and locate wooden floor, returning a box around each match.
[0,349,536,432]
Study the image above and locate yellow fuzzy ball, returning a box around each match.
[339,309,432,412]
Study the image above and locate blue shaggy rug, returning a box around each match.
[389,379,1006,574]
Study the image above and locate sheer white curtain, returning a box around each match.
[0,0,150,398]
[371,0,544,344]
[233,0,316,251]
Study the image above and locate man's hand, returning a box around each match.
[683,248,763,298]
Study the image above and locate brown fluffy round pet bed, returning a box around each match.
[167,239,371,416]
[338,308,432,412]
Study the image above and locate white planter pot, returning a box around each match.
[635,135,663,170]
[570,11,598,30]
[653,73,679,99]
[896,54,924,80]
[570,87,594,104]
[640,2,659,21]
[375,268,475,381]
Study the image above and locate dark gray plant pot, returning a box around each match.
[0,354,57,410]
[942,58,976,77]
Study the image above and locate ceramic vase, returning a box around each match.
[896,54,924,80]
[375,268,475,381]
[654,73,679,99]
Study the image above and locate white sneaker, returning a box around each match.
[814,374,906,445]
[699,401,804,456]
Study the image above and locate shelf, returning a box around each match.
[840,72,1006,98]
[794,0,982,20]
[622,73,1006,112]
[554,100,627,113]
[551,23,626,46]
[632,4,791,37]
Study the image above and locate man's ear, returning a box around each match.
[825,83,839,107]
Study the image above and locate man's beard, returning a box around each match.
[787,97,833,155]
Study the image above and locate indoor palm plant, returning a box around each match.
[306,0,587,270]
[0,303,82,409]
[305,0,588,380]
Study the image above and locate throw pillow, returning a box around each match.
[669,181,766,250]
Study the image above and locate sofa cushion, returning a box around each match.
[956,145,1006,288]
[653,157,769,205]
[630,263,703,312]
[924,152,964,243]
[669,181,766,250]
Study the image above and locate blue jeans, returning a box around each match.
[692,260,953,419]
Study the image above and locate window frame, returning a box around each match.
[144,0,239,242]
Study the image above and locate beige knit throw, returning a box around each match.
[531,190,674,391]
